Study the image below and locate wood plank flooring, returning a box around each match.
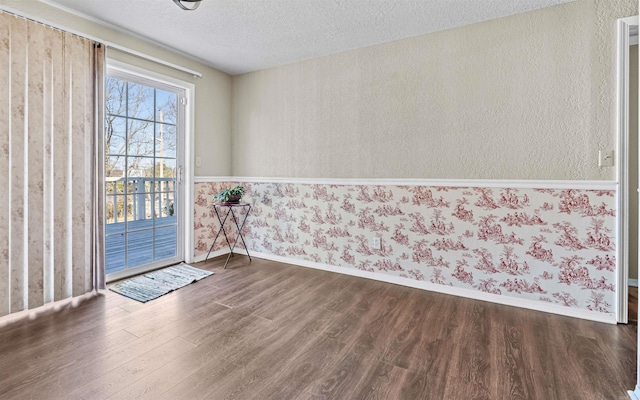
[0,256,636,399]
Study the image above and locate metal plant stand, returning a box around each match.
[205,203,252,269]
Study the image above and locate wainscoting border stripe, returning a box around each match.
[195,176,618,191]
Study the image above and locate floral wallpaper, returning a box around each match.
[195,181,617,316]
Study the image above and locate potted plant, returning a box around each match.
[213,185,246,204]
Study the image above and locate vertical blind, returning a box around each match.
[0,11,105,317]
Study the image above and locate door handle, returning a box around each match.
[178,166,184,184]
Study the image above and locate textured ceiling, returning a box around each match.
[41,0,575,75]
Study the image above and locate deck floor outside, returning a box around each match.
[105,216,177,274]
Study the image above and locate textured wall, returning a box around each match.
[231,0,636,180]
[0,0,233,177]
[195,181,617,317]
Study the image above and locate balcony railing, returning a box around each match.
[105,177,176,224]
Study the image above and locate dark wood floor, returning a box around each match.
[0,256,636,399]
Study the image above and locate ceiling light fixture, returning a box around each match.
[173,0,202,11]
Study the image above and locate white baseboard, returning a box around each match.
[629,279,638,287]
[205,249,616,324]
[192,248,233,264]
[193,249,239,263]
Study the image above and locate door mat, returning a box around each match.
[109,263,213,303]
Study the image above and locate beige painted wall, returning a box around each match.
[0,0,232,176]
[630,44,638,281]
[231,0,637,180]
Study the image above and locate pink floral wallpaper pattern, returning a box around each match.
[194,182,617,316]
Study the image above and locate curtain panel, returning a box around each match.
[0,12,105,317]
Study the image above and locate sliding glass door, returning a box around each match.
[104,68,185,281]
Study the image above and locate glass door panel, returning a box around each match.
[105,71,183,279]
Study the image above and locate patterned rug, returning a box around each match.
[109,263,214,303]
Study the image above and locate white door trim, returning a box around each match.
[617,14,639,400]
[617,16,637,325]
[105,60,195,280]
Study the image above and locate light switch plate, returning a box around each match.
[598,150,614,167]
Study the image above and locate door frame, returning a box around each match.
[616,16,638,324]
[105,59,195,282]
[620,14,640,399]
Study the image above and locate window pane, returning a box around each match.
[155,180,176,193]
[106,157,125,183]
[155,159,175,180]
[155,123,176,159]
[127,156,154,178]
[106,77,127,117]
[126,193,154,222]
[154,225,177,260]
[154,192,175,218]
[127,119,154,156]
[105,116,126,156]
[105,233,125,273]
[156,158,176,179]
[128,82,155,121]
[156,89,178,125]
[127,230,154,268]
[126,178,146,195]
[105,194,126,226]
[105,177,125,195]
